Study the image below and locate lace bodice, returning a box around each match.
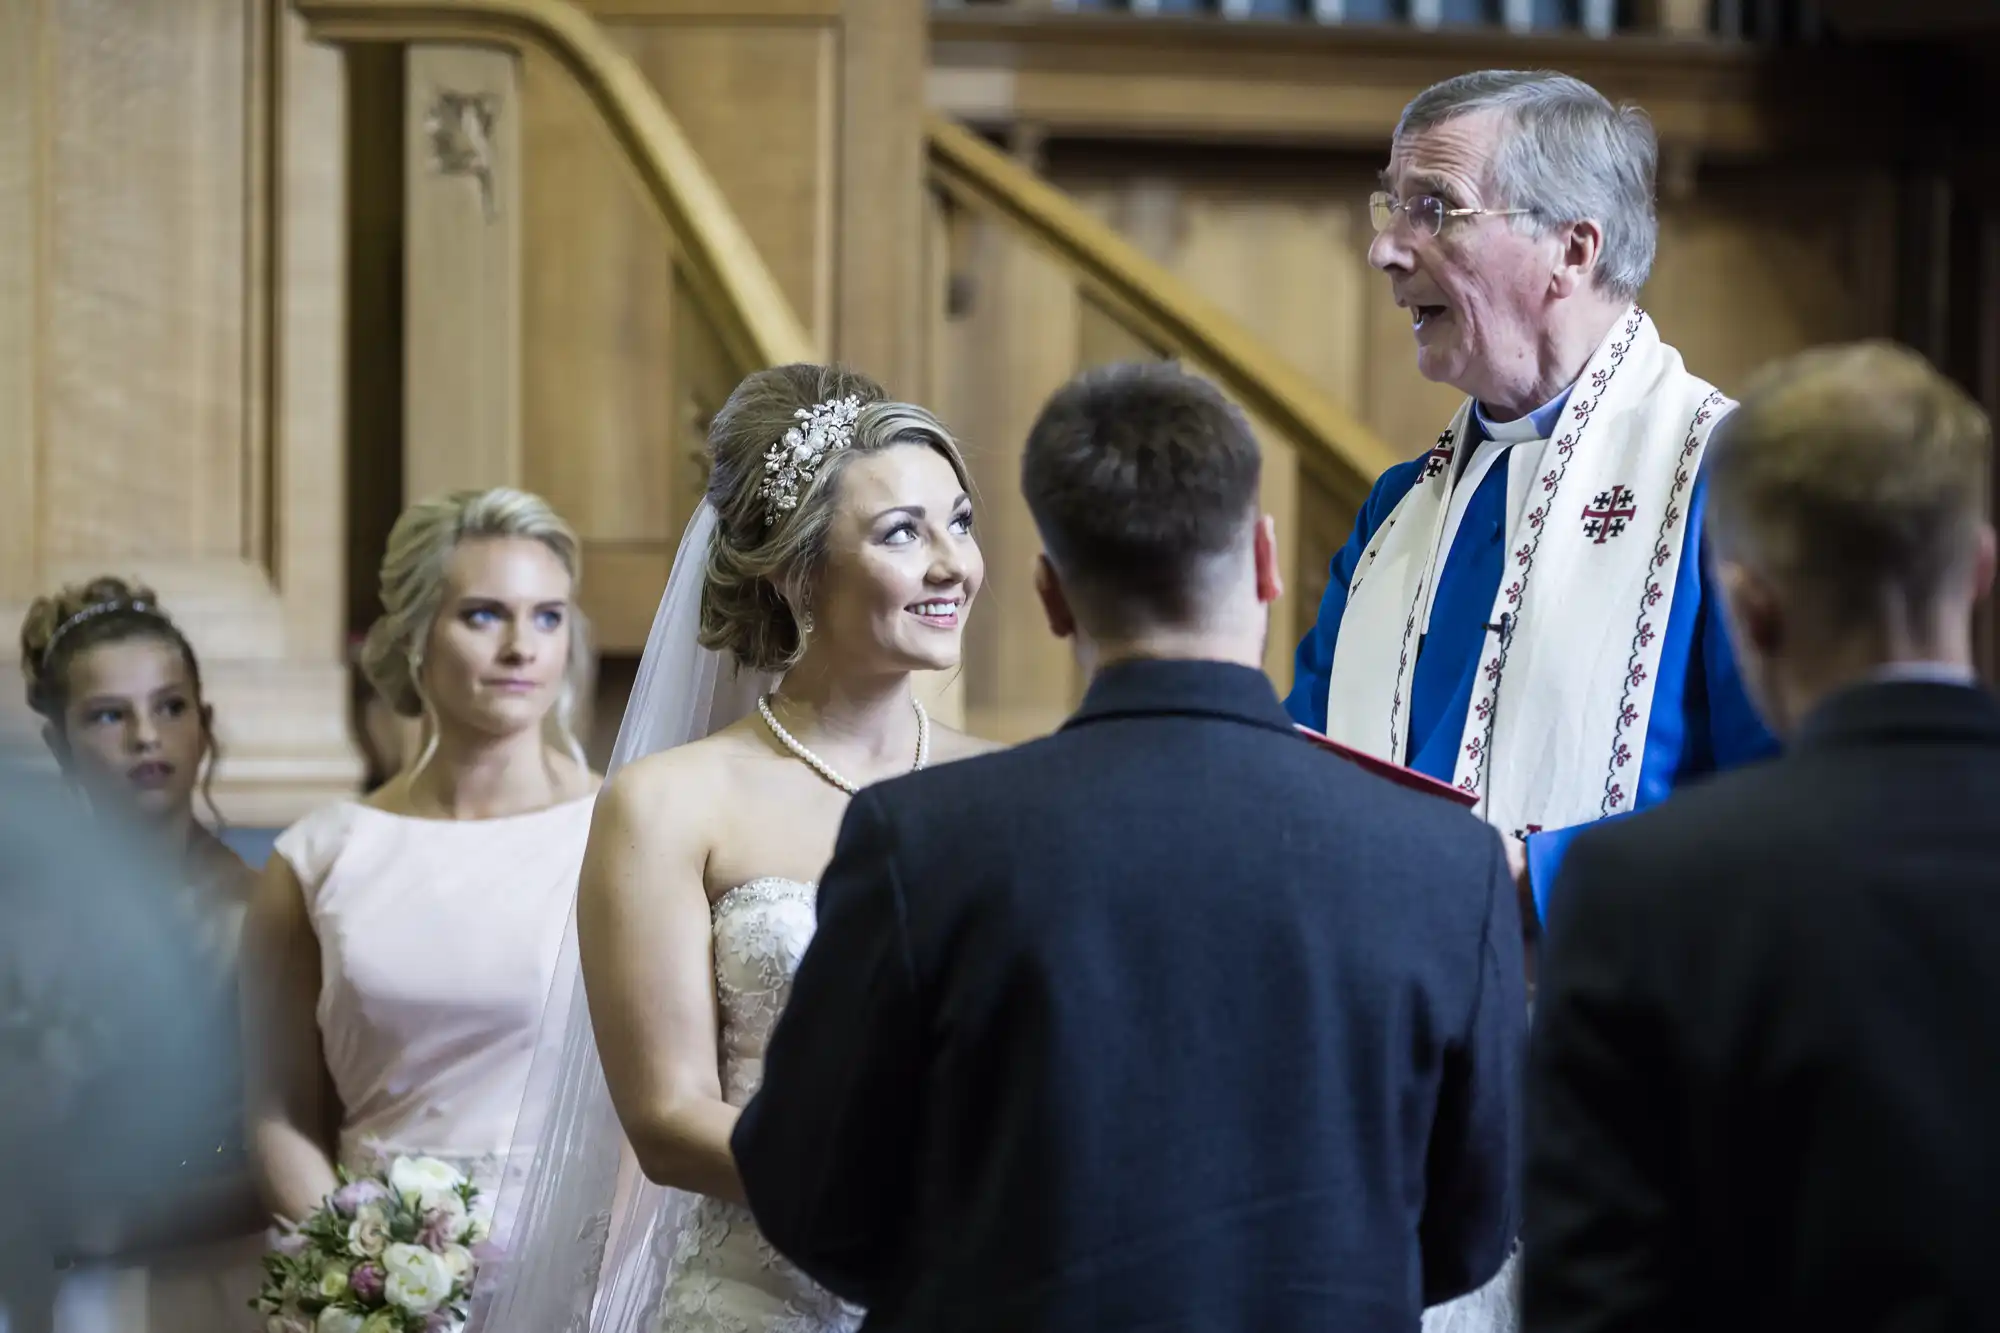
[655,877,862,1333]
[712,878,821,1108]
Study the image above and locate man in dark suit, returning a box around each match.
[1522,341,2000,1333]
[732,362,1527,1332]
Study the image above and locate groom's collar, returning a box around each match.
[1064,657,1294,736]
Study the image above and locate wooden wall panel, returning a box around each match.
[0,0,362,816]
[515,0,929,675]
[46,0,251,562]
[616,24,837,351]
[344,45,406,638]
[517,12,842,662]
[404,47,523,500]
[0,0,40,605]
[519,47,677,548]
[937,213,1085,743]
[834,0,927,396]
[929,13,1913,163]
[669,268,740,532]
[1641,167,1900,390]
[578,0,929,394]
[273,4,350,663]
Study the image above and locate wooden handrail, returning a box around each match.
[926,114,1399,507]
[295,0,1398,506]
[294,0,815,374]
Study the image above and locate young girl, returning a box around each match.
[20,576,265,1333]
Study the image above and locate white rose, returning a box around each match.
[439,1243,475,1283]
[316,1309,365,1333]
[389,1156,465,1209]
[316,1263,351,1300]
[347,1204,391,1258]
[359,1313,401,1333]
[463,1216,490,1245]
[382,1242,452,1315]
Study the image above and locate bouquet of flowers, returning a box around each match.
[254,1156,488,1333]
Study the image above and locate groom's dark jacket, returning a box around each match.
[733,658,1526,1332]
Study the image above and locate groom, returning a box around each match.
[733,362,1528,1331]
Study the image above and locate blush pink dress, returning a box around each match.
[271,795,595,1229]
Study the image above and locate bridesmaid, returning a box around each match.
[19,576,265,1333]
[241,487,598,1234]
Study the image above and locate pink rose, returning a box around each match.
[331,1179,391,1217]
[416,1209,459,1251]
[347,1263,386,1304]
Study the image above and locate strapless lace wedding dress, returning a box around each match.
[654,878,863,1333]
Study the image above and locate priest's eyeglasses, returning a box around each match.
[1370,191,1531,238]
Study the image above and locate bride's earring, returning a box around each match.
[800,609,816,636]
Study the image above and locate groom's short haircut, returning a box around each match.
[1021,362,1261,630]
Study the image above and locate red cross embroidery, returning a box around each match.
[1582,486,1637,543]
[1423,429,1456,480]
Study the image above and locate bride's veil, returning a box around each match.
[469,498,772,1333]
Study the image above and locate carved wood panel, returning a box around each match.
[0,0,362,818]
[46,0,254,564]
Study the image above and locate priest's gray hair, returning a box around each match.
[1396,70,1658,302]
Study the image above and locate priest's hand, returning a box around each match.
[1504,833,1538,994]
[1503,833,1530,904]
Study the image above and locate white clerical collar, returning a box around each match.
[1477,410,1544,443]
[1475,385,1573,444]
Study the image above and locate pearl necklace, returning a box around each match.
[756,693,930,796]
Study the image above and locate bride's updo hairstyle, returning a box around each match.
[700,363,973,673]
[361,486,590,771]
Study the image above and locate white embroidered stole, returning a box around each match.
[1323,307,1732,835]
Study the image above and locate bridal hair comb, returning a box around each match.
[40,598,165,668]
[758,395,864,526]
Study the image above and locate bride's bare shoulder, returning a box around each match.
[596,719,767,814]
[927,723,1008,765]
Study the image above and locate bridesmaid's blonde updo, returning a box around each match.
[361,487,590,763]
[700,364,972,673]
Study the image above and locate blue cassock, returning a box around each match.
[1285,388,1779,924]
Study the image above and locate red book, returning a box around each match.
[1293,724,1480,808]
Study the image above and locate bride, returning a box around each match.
[472,363,991,1333]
